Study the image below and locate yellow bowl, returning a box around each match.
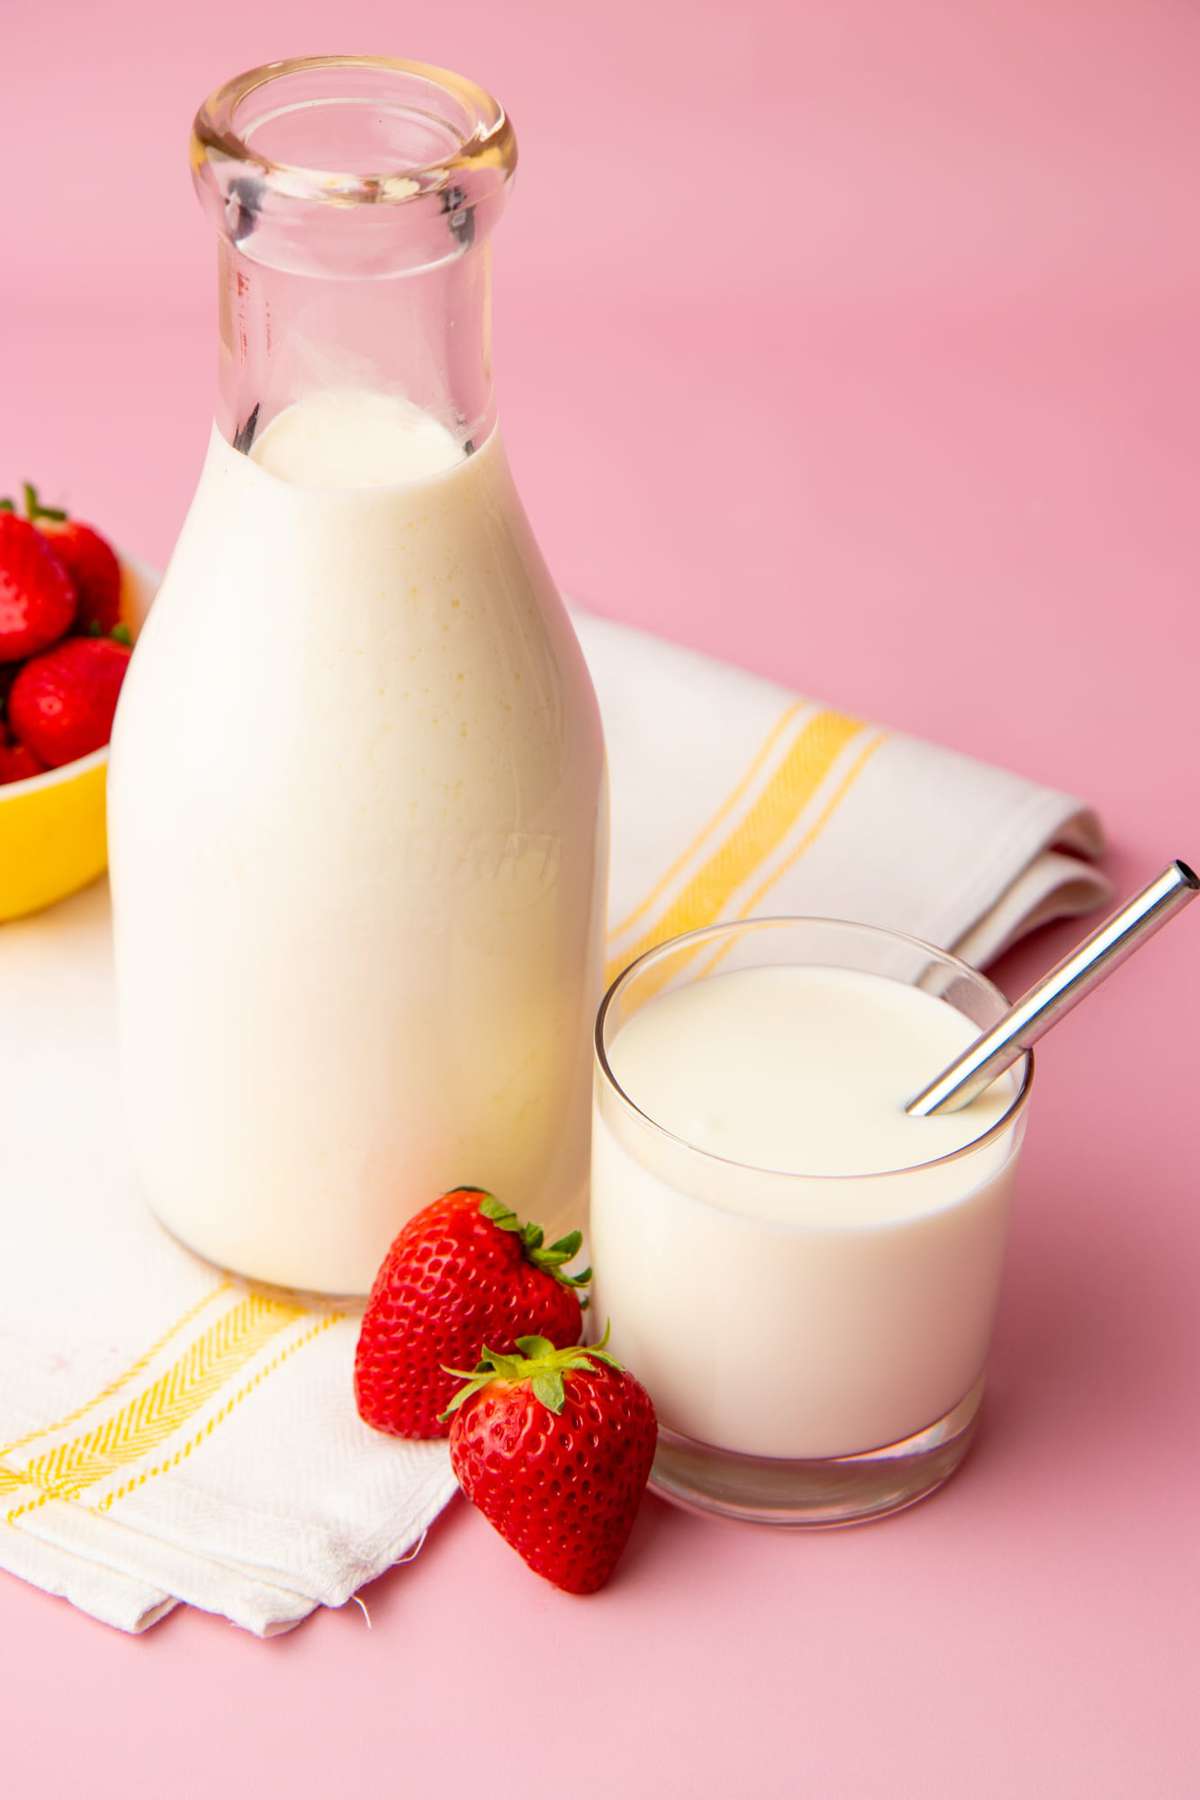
[0,558,158,923]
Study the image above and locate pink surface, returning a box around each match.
[2,0,1197,1792]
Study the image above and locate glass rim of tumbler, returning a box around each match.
[594,915,1034,1184]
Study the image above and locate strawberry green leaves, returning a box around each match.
[440,1324,623,1421]
[477,1192,592,1292]
[20,482,67,525]
[0,485,67,523]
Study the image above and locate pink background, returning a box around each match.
[2,0,1198,1792]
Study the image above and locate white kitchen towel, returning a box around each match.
[0,608,1108,1635]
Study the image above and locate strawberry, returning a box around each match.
[8,635,132,767]
[0,734,46,784]
[16,483,122,636]
[0,511,77,662]
[354,1188,590,1440]
[444,1330,658,1594]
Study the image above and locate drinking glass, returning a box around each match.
[591,917,1032,1525]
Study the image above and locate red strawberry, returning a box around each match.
[8,636,132,767]
[0,511,77,662]
[445,1331,658,1594]
[354,1188,590,1440]
[0,735,47,784]
[18,483,122,636]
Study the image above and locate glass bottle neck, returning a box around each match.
[214,233,495,456]
[192,57,516,460]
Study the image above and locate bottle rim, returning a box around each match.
[191,55,517,211]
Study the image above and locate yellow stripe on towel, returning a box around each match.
[0,1282,231,1462]
[2,1293,304,1520]
[604,708,867,989]
[608,701,805,940]
[733,730,887,923]
[95,1310,343,1515]
[691,730,888,982]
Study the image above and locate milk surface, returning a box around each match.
[109,392,606,1294]
[591,964,1024,1458]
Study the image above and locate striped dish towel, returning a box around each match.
[0,607,1108,1635]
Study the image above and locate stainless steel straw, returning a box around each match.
[906,859,1199,1118]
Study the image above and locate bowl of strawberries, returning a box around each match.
[0,483,155,922]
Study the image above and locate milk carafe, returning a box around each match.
[108,58,608,1294]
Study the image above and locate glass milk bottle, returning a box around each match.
[108,58,608,1295]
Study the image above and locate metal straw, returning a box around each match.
[906,859,1199,1118]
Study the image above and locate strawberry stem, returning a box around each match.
[477,1193,591,1293]
[21,481,67,524]
[439,1323,621,1422]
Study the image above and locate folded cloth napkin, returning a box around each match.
[0,609,1109,1635]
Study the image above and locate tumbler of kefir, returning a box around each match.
[591,917,1031,1526]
